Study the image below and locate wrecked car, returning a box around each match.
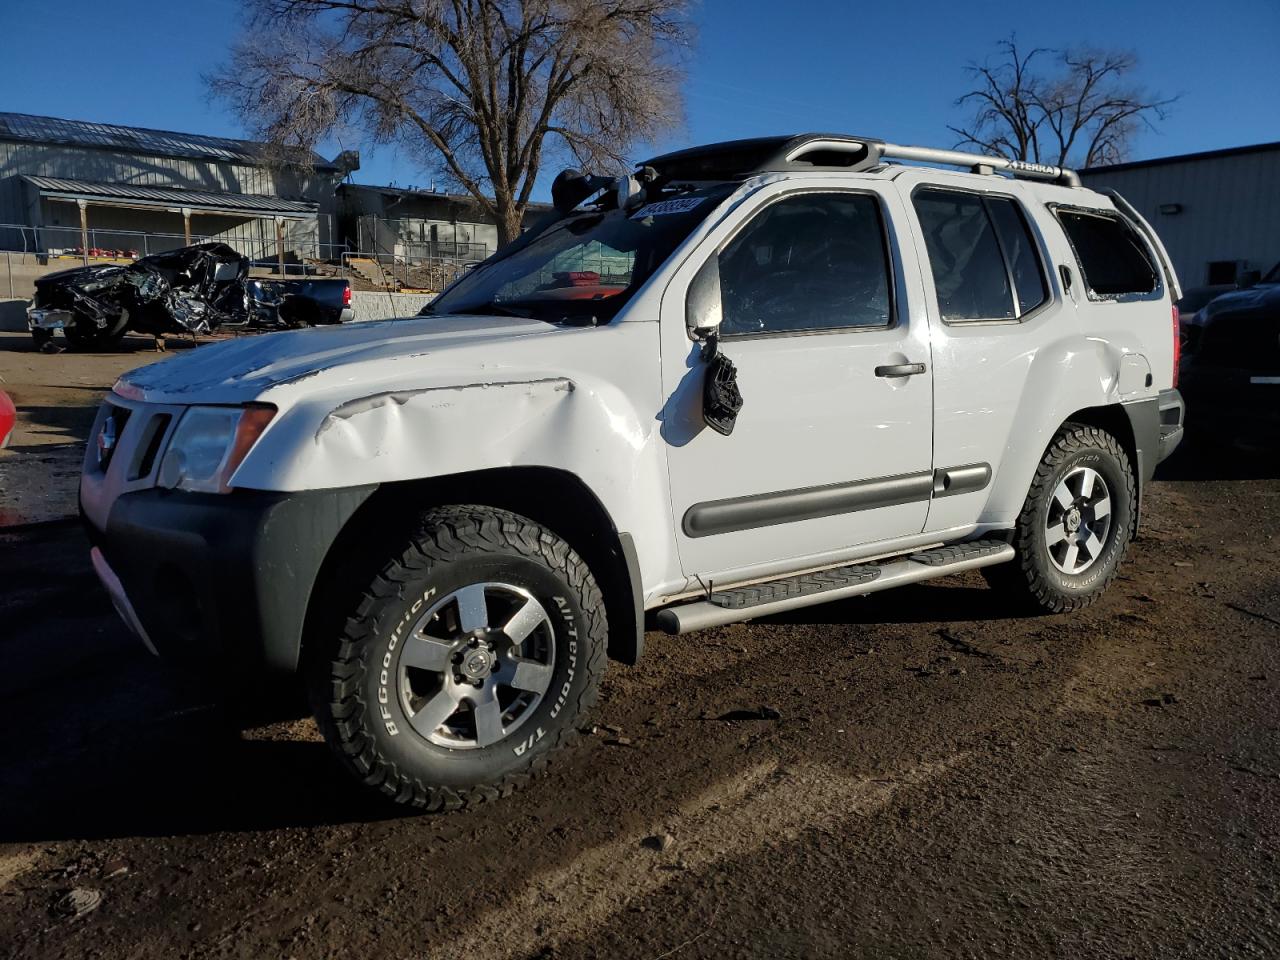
[27,242,353,350]
[83,133,1183,812]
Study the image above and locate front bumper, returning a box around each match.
[27,306,73,331]
[83,483,375,673]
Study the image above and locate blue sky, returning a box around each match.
[2,0,1276,196]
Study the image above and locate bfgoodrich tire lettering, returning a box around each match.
[308,505,607,811]
[985,423,1136,613]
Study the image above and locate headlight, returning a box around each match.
[158,404,276,493]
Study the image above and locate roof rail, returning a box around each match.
[642,134,1081,187]
[873,142,1081,187]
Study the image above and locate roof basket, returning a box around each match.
[642,134,1080,187]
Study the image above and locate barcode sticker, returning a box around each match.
[631,197,704,220]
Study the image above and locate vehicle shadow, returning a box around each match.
[3,403,98,448]
[0,524,406,842]
[1155,433,1280,481]
[755,577,1027,628]
[0,330,222,357]
[4,728,407,844]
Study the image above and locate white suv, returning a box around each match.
[81,134,1185,810]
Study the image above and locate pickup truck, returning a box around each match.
[27,242,353,350]
[81,133,1185,811]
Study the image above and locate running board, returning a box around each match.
[656,539,1014,635]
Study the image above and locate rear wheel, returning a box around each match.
[984,423,1136,613]
[309,505,607,811]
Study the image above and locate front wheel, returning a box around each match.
[309,506,607,811]
[984,423,1136,613]
[63,315,128,351]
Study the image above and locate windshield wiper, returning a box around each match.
[482,302,535,318]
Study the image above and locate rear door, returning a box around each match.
[895,173,1066,533]
[658,178,936,583]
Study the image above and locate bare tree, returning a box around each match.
[210,0,693,244]
[949,37,1175,168]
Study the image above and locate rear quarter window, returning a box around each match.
[1055,209,1158,297]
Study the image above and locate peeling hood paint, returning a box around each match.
[115,314,561,405]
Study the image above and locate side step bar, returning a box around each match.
[656,539,1014,635]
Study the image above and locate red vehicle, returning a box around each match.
[0,391,15,448]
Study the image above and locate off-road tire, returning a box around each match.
[308,505,607,811]
[983,423,1136,613]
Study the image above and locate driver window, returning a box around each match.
[716,192,893,336]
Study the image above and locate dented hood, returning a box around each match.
[115,314,560,405]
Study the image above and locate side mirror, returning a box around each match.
[212,260,240,283]
[685,256,722,341]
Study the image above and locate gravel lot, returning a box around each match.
[1,333,1278,959]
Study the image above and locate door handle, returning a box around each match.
[874,362,927,378]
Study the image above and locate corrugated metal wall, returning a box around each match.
[1081,148,1280,287]
[0,140,338,246]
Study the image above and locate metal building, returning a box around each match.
[338,182,551,264]
[0,111,357,261]
[1080,141,1280,288]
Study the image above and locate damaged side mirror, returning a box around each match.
[686,257,742,435]
[685,256,722,341]
[701,347,743,436]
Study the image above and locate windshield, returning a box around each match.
[428,184,734,323]
[1263,262,1280,284]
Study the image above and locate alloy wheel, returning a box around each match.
[396,582,556,749]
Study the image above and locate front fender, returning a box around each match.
[230,324,680,609]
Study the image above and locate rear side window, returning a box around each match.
[1056,210,1158,297]
[912,189,1048,322]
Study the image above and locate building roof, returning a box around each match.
[24,176,319,219]
[0,111,340,171]
[1082,140,1280,175]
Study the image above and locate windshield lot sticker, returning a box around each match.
[631,197,704,220]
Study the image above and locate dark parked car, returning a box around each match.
[26,242,353,350]
[1179,261,1280,452]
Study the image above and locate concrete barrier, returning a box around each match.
[1,290,435,336]
[0,299,31,333]
[2,253,79,300]
[350,290,434,322]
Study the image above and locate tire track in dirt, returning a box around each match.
[441,755,962,960]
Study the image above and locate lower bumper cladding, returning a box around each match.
[90,546,158,656]
[83,484,375,673]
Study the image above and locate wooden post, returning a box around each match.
[77,200,89,264]
[275,217,285,276]
[182,208,192,246]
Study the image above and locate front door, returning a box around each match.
[659,182,935,582]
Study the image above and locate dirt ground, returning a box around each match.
[0,334,1278,959]
[0,331,229,525]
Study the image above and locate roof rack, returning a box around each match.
[642,133,1081,188]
